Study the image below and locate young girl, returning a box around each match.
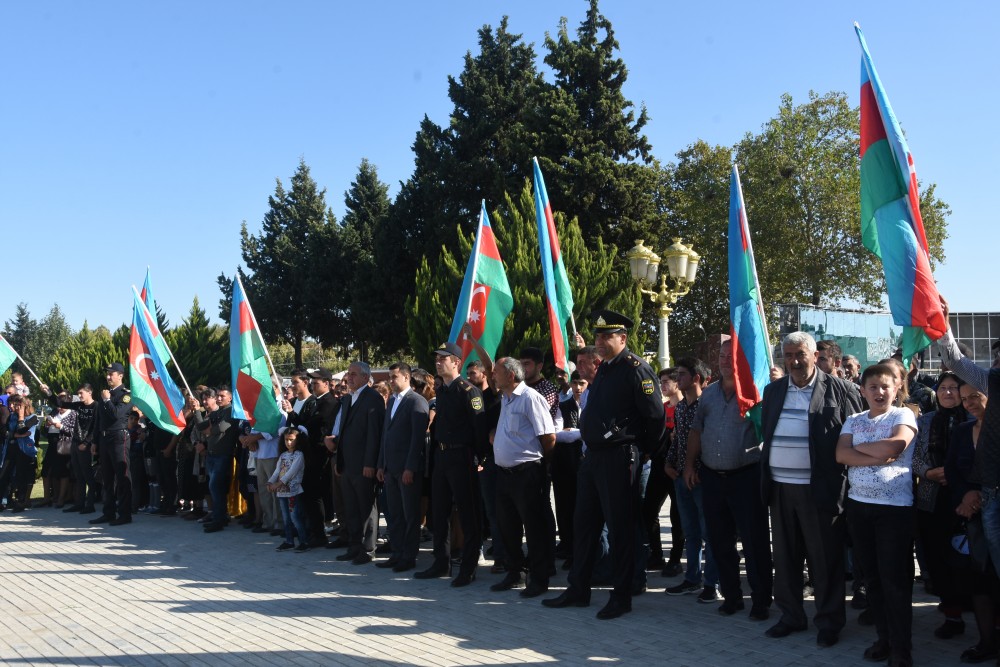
[836,363,919,667]
[268,426,308,553]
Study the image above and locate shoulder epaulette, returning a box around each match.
[629,354,641,367]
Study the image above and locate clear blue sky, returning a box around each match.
[3,1,996,333]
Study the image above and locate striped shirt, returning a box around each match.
[769,373,816,484]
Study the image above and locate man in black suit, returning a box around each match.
[296,369,338,547]
[760,331,862,648]
[332,362,385,564]
[376,362,429,572]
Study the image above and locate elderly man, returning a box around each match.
[684,338,772,620]
[489,357,557,597]
[543,310,665,620]
[761,332,862,647]
[331,362,385,564]
[376,362,429,572]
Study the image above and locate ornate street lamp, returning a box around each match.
[626,238,699,368]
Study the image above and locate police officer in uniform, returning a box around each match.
[414,342,489,587]
[542,311,665,619]
[89,362,134,526]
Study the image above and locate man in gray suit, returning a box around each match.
[333,362,386,565]
[376,362,430,572]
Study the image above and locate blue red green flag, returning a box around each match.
[129,289,186,434]
[856,24,947,359]
[229,277,282,434]
[448,201,514,371]
[533,158,576,371]
[0,333,19,377]
[728,164,772,427]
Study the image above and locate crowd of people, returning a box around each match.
[2,302,1000,667]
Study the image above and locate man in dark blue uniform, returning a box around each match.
[414,342,489,587]
[542,311,665,619]
[89,362,134,526]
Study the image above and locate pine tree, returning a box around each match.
[536,0,662,250]
[166,297,229,388]
[219,159,339,367]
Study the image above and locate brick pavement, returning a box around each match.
[0,509,969,666]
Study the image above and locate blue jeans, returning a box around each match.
[279,494,308,546]
[674,477,718,587]
[205,454,232,524]
[980,488,1000,579]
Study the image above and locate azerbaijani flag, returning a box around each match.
[0,333,18,376]
[139,268,172,362]
[856,24,947,359]
[533,158,575,371]
[130,289,186,434]
[728,164,772,429]
[448,201,514,370]
[230,277,282,434]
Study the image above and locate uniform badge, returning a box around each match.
[122,395,131,403]
[641,378,655,395]
[596,315,607,326]
[471,397,483,411]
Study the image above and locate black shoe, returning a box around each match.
[276,542,295,551]
[109,517,132,526]
[251,526,270,534]
[414,563,451,579]
[375,558,400,569]
[392,559,416,573]
[661,561,683,578]
[817,629,840,648]
[596,597,631,620]
[89,515,113,524]
[325,538,349,549]
[863,640,890,662]
[765,621,807,638]
[521,581,548,598]
[959,643,998,663]
[542,589,590,608]
[646,556,666,571]
[63,505,84,513]
[375,542,392,554]
[80,506,96,515]
[490,572,525,592]
[852,589,869,609]
[336,551,360,561]
[718,599,746,616]
[352,553,373,565]
[451,571,476,588]
[295,543,310,553]
[935,619,966,639]
[203,522,225,533]
[749,604,770,621]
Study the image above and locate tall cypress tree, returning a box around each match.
[536,0,662,251]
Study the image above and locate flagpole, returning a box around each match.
[132,285,195,400]
[235,273,282,393]
[0,332,44,388]
[466,202,487,325]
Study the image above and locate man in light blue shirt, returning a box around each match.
[489,357,556,598]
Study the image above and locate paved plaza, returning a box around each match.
[0,509,967,666]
